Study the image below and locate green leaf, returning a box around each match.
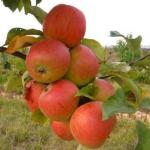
[102,88,136,120]
[22,71,31,88]
[139,98,150,111]
[36,0,42,5]
[5,28,43,45]
[1,0,20,12]
[31,109,48,124]
[18,0,23,11]
[99,62,141,105]
[135,121,150,150]
[28,6,47,24]
[22,0,31,14]
[126,36,143,60]
[81,38,105,61]
[76,82,97,99]
[110,31,124,37]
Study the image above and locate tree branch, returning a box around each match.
[0,46,26,60]
[129,53,150,66]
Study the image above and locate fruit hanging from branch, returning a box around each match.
[70,101,117,148]
[38,79,79,121]
[26,39,70,83]
[43,4,86,47]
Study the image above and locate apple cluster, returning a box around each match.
[24,4,116,149]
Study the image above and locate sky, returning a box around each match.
[0,0,150,47]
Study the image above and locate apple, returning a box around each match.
[43,4,86,47]
[39,79,79,121]
[24,80,45,112]
[93,79,115,101]
[51,120,74,141]
[70,101,116,148]
[65,45,100,86]
[26,39,70,83]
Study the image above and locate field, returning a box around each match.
[1,96,149,150]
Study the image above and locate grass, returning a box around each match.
[0,97,149,150]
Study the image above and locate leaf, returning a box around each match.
[99,62,141,105]
[76,82,98,99]
[22,71,32,88]
[135,121,150,150]
[5,28,43,45]
[81,38,105,61]
[126,36,142,60]
[6,35,40,54]
[102,88,136,120]
[139,98,150,111]
[1,0,20,12]
[22,0,31,14]
[36,0,42,5]
[28,6,47,24]
[31,109,48,124]
[18,0,23,11]
[110,31,124,37]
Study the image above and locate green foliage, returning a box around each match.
[5,28,43,45]
[111,31,143,62]
[76,82,97,99]
[139,98,150,111]
[31,109,48,124]
[102,88,136,120]
[1,0,47,24]
[136,121,150,150]
[113,40,133,63]
[0,53,26,93]
[81,38,105,61]
[29,6,47,24]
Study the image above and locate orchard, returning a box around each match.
[0,1,150,150]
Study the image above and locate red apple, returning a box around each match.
[39,79,79,121]
[70,101,116,148]
[26,39,70,83]
[65,45,100,86]
[25,80,45,112]
[51,120,74,141]
[93,79,115,101]
[43,4,86,47]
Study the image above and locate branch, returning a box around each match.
[0,46,26,60]
[129,53,150,66]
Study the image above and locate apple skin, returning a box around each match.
[26,39,70,83]
[24,80,45,112]
[93,79,115,101]
[70,101,116,148]
[51,121,74,141]
[43,4,86,47]
[65,45,99,87]
[38,79,79,121]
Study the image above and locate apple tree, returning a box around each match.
[0,0,150,149]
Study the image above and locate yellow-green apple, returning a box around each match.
[39,79,79,121]
[24,80,45,112]
[51,120,74,141]
[70,101,116,148]
[26,39,70,83]
[93,79,115,101]
[43,4,86,47]
[65,45,99,86]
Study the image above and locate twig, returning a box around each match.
[129,53,150,66]
[0,46,26,60]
